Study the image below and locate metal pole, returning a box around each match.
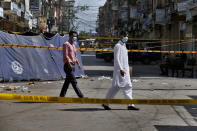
[68,4,70,32]
[59,0,62,33]
[61,1,64,34]
[49,0,52,33]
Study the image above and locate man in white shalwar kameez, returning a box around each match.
[102,31,139,110]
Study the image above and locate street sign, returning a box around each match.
[30,0,40,11]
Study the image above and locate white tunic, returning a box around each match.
[112,40,132,88]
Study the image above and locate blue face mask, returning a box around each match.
[122,37,128,43]
[72,37,77,42]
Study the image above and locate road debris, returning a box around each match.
[1,85,31,93]
[98,76,112,81]
[132,79,139,83]
[28,82,35,85]
[81,75,89,79]
[42,81,53,84]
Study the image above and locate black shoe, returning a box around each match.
[128,106,139,110]
[102,104,111,110]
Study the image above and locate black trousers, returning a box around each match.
[160,63,169,76]
[60,63,84,98]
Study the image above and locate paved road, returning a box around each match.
[0,52,197,131]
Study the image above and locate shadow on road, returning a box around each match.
[154,125,197,131]
[13,102,46,104]
[174,95,197,122]
[84,70,113,77]
[184,96,197,122]
[58,108,126,112]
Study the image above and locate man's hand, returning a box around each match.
[69,63,73,69]
[78,63,81,69]
[76,59,81,69]
[120,70,126,77]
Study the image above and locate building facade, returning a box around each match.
[97,0,197,62]
[0,0,75,33]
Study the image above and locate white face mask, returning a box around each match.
[122,37,128,43]
[72,37,77,41]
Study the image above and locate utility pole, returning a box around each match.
[68,3,70,32]
[58,0,62,33]
[48,0,52,33]
[65,0,74,32]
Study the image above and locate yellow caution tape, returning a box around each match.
[3,32,196,43]
[79,36,120,40]
[2,32,193,42]
[79,36,167,41]
[12,32,21,34]
[0,43,197,53]
[128,50,197,54]
[0,93,197,105]
[138,39,195,44]
[96,38,194,45]
[79,36,197,43]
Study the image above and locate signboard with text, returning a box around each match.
[121,7,128,22]
[156,9,166,25]
[30,0,40,11]
[130,6,137,19]
[38,17,47,31]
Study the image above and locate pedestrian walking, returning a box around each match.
[102,31,139,110]
[60,31,84,98]
[160,53,170,76]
